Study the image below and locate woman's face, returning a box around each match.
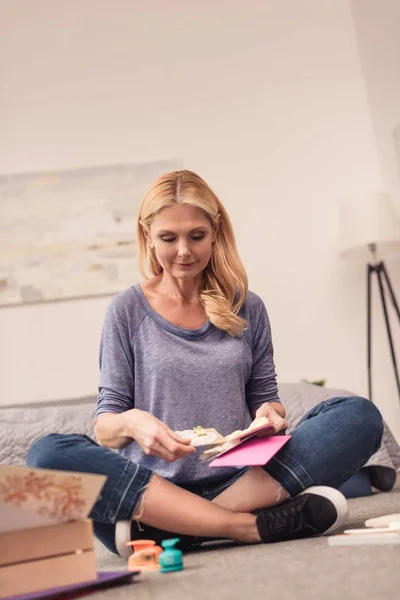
[146,204,217,281]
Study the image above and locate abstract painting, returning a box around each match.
[0,159,183,306]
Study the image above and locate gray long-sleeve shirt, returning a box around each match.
[96,284,280,484]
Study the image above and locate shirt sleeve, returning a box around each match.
[245,295,281,414]
[96,295,135,418]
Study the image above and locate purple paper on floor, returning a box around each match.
[4,570,137,600]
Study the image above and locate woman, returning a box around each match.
[27,170,383,557]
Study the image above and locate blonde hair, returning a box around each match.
[137,170,248,336]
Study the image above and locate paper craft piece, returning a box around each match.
[223,417,274,443]
[184,420,276,457]
[328,532,400,546]
[176,428,223,447]
[209,435,291,467]
[177,417,274,449]
[226,421,275,444]
[4,570,137,600]
[0,465,107,533]
[199,421,276,461]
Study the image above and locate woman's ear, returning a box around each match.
[141,221,153,248]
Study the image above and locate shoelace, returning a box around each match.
[261,500,310,534]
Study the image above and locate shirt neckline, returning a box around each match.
[133,284,213,339]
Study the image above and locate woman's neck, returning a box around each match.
[154,273,203,304]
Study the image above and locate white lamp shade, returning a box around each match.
[339,191,400,259]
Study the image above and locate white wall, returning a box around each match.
[351,0,400,438]
[352,0,400,205]
[1,0,398,438]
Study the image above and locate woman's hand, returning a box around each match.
[253,403,288,437]
[122,409,196,462]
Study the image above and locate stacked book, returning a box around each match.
[0,465,106,598]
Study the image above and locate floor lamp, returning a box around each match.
[340,191,400,403]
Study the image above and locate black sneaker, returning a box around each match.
[256,486,349,543]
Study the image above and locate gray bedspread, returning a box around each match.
[1,384,399,489]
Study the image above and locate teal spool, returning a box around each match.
[159,538,183,573]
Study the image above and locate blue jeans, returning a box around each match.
[27,396,383,553]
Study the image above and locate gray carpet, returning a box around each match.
[92,491,400,600]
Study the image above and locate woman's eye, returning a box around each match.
[160,234,205,243]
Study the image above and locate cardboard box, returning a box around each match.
[0,465,106,599]
[0,520,96,598]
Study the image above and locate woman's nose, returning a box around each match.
[177,241,191,258]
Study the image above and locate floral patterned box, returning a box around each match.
[0,465,106,598]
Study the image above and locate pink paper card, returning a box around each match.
[209,435,291,467]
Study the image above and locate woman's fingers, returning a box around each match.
[127,410,195,461]
[161,429,196,458]
[143,440,176,463]
[278,417,288,431]
[142,426,195,461]
[170,430,193,445]
[270,416,287,434]
[257,416,288,437]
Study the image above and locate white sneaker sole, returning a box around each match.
[115,520,133,558]
[300,485,349,535]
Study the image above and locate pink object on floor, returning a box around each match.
[209,435,291,467]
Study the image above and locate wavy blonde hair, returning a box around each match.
[137,170,248,336]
